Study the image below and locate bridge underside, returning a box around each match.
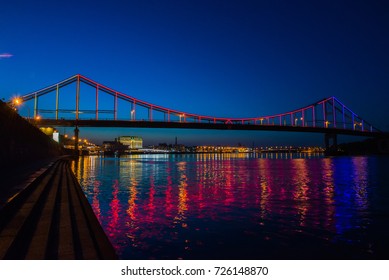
[32,119,387,138]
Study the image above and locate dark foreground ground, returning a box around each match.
[0,158,117,259]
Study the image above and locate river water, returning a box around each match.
[71,153,389,259]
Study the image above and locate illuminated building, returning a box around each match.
[118,136,143,149]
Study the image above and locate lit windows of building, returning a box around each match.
[118,136,143,149]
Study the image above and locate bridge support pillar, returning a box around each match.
[324,133,337,155]
[74,126,79,154]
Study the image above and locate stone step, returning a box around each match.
[0,161,61,259]
[25,161,63,259]
[67,165,117,259]
[0,159,117,260]
[66,165,100,259]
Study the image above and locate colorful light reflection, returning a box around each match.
[71,154,382,259]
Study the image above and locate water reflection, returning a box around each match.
[292,159,309,227]
[108,179,120,238]
[176,162,188,224]
[352,157,369,210]
[321,158,335,230]
[126,177,138,233]
[258,159,271,221]
[71,154,387,259]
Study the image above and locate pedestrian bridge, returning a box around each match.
[9,74,384,139]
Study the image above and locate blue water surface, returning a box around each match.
[72,153,389,259]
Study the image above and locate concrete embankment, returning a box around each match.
[0,158,117,259]
[0,100,63,208]
[0,100,62,169]
[0,100,117,259]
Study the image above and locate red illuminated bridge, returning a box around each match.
[9,74,387,149]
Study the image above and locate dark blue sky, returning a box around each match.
[1,0,388,146]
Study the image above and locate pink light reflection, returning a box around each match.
[108,179,120,238]
[291,159,310,227]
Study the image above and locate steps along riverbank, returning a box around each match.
[0,159,117,260]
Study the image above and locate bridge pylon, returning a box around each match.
[74,126,79,153]
[324,133,338,155]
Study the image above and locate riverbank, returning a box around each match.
[337,138,389,155]
[1,100,116,259]
[0,158,117,259]
[0,158,57,210]
[0,100,62,170]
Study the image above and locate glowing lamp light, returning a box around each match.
[13,98,22,106]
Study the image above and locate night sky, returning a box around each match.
[1,0,388,146]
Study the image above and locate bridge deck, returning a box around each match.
[33,119,388,138]
[0,159,117,260]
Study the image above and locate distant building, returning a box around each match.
[102,141,127,154]
[52,132,59,142]
[118,136,143,149]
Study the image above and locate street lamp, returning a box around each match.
[13,97,22,106]
[353,122,361,130]
[11,97,23,111]
[131,109,135,120]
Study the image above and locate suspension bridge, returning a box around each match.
[9,74,386,151]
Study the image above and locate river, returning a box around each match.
[71,153,389,259]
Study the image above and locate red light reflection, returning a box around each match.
[71,154,375,259]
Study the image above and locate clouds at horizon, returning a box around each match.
[0,53,13,59]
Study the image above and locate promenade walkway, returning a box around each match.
[0,159,117,259]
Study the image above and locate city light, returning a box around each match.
[10,97,23,111]
[13,97,22,106]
